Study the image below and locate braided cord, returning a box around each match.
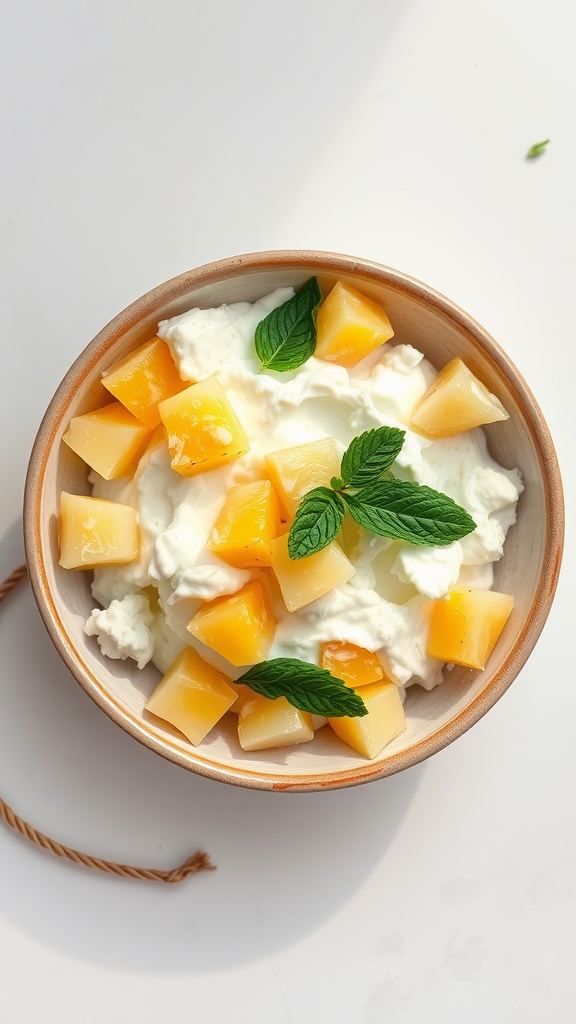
[0,565,215,883]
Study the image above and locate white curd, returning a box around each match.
[85,289,523,694]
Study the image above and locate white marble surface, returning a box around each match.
[0,1,574,1021]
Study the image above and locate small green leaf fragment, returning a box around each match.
[237,658,369,718]
[330,476,343,490]
[287,487,345,560]
[526,139,550,159]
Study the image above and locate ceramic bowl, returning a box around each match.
[24,251,564,791]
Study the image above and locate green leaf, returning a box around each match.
[526,139,550,159]
[288,487,345,560]
[237,659,368,718]
[340,426,406,490]
[342,480,476,546]
[255,277,322,371]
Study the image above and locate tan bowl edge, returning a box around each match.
[23,251,565,792]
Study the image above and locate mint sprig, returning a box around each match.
[340,426,405,489]
[237,658,368,718]
[255,277,322,371]
[341,481,476,546]
[287,425,476,559]
[288,486,345,560]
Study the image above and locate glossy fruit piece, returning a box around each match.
[101,337,186,428]
[228,682,258,715]
[427,587,514,669]
[265,437,341,520]
[328,681,406,758]
[315,281,394,367]
[270,533,355,612]
[208,480,281,567]
[410,357,509,437]
[133,423,168,475]
[58,492,139,569]
[158,377,250,477]
[187,580,276,667]
[321,641,384,688]
[62,401,151,480]
[237,694,314,751]
[145,647,237,745]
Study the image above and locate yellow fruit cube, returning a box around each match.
[237,694,314,751]
[208,480,281,567]
[145,647,237,745]
[62,401,151,480]
[321,641,384,688]
[265,437,341,520]
[328,681,406,759]
[58,492,139,569]
[158,377,250,477]
[187,580,276,666]
[427,587,514,669]
[134,423,169,471]
[410,358,509,437]
[270,534,355,612]
[228,682,258,715]
[101,337,186,428]
[315,281,394,367]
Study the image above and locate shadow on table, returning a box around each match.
[0,517,423,975]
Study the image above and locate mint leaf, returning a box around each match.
[527,139,550,159]
[288,487,345,560]
[255,277,322,371]
[340,426,405,490]
[342,480,476,546]
[237,659,368,718]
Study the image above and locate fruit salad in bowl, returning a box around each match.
[24,252,563,790]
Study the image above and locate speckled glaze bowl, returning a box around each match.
[24,251,564,791]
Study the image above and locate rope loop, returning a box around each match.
[0,564,215,883]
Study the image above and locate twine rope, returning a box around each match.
[0,564,215,884]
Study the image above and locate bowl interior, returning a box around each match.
[24,252,564,790]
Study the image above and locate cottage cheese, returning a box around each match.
[85,593,154,670]
[85,290,523,694]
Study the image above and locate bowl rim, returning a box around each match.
[23,249,565,791]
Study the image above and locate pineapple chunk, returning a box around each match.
[58,492,139,570]
[208,480,281,567]
[321,641,384,688]
[238,694,314,751]
[62,401,151,480]
[187,580,275,666]
[328,681,406,759]
[145,647,237,745]
[410,358,509,437]
[228,682,257,715]
[270,534,355,612]
[427,587,514,669]
[265,437,341,520]
[315,281,394,367]
[134,423,169,475]
[101,337,186,428]
[158,377,250,476]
